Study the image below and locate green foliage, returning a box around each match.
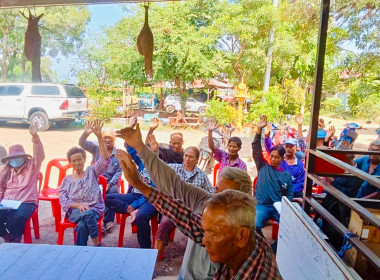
[246,79,306,124]
[348,80,380,119]
[89,99,118,123]
[355,93,380,121]
[247,86,283,123]
[0,6,90,82]
[87,88,120,122]
[278,79,305,115]
[322,97,344,114]
[205,98,238,125]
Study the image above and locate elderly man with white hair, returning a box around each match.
[79,122,122,233]
[115,148,281,280]
[116,124,281,280]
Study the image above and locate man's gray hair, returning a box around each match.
[170,132,183,139]
[219,167,252,194]
[102,128,115,137]
[204,189,256,236]
[370,140,380,147]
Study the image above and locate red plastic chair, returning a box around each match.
[23,172,43,243]
[39,159,73,232]
[57,175,107,245]
[253,176,279,240]
[213,162,220,186]
[118,212,158,248]
[115,180,126,224]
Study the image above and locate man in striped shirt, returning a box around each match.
[115,148,282,280]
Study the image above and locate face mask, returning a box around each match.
[9,158,25,168]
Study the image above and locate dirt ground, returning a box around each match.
[0,116,378,279]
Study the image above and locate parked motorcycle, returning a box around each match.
[335,122,362,149]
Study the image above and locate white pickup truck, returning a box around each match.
[0,83,88,131]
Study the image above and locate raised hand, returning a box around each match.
[264,124,272,137]
[84,120,93,135]
[29,122,38,137]
[91,120,104,138]
[257,115,268,131]
[116,149,142,186]
[150,117,160,131]
[295,114,304,125]
[326,125,336,140]
[147,134,159,152]
[116,123,145,152]
[208,118,218,131]
[129,116,138,128]
[339,139,351,149]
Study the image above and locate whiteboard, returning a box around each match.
[276,197,357,280]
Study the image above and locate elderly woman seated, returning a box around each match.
[59,120,110,246]
[0,124,45,243]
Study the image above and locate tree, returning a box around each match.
[211,0,275,86]
[0,10,24,82]
[81,2,223,113]
[0,6,90,83]
[151,2,222,112]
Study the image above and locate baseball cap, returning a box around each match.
[284,138,297,146]
[317,129,327,139]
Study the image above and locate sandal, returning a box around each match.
[105,221,115,232]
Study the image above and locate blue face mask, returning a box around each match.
[9,158,25,168]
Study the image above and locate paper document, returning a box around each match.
[0,199,22,210]
[273,201,282,214]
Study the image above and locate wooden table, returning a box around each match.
[0,243,157,280]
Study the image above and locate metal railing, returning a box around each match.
[304,149,380,272]
[304,0,380,276]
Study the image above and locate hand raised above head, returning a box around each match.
[264,124,272,137]
[208,118,218,131]
[150,117,160,130]
[91,120,104,138]
[84,120,93,135]
[257,115,268,131]
[129,116,138,128]
[29,122,38,137]
[295,114,304,125]
[116,123,145,151]
[116,149,141,186]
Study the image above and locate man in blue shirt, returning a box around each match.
[105,144,158,248]
[79,125,122,232]
[356,140,380,199]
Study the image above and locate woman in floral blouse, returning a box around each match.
[59,120,110,246]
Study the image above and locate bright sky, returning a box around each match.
[52,4,124,83]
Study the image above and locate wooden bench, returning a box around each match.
[168,116,202,129]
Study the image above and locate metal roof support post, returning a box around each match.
[303,0,330,211]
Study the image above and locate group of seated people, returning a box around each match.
[0,114,379,279]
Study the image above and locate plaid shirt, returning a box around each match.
[296,136,308,153]
[213,148,247,174]
[168,163,214,193]
[147,188,282,280]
